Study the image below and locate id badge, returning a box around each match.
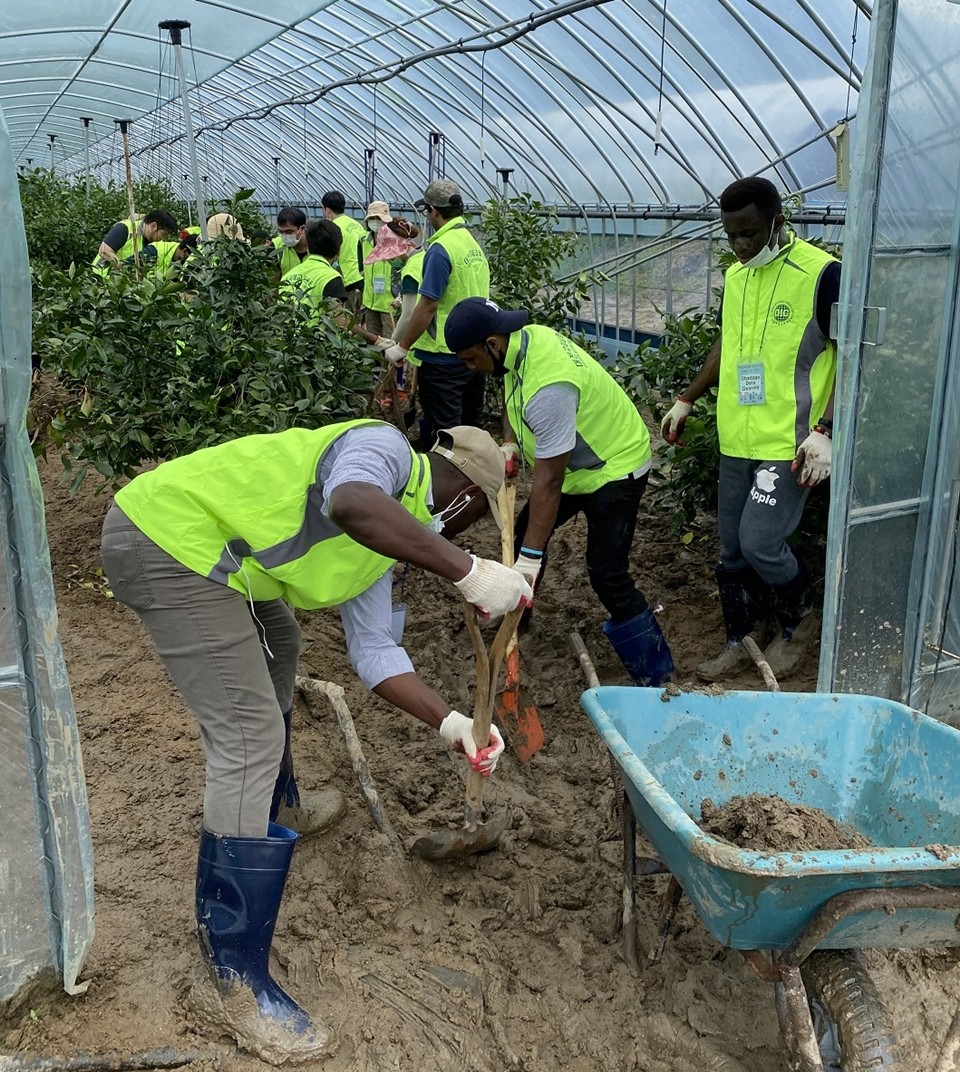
[737,361,766,406]
[373,277,387,294]
[391,602,407,645]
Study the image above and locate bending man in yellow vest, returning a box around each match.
[661,177,839,681]
[280,219,394,350]
[384,179,490,448]
[445,298,674,688]
[100,419,530,1064]
[93,209,178,268]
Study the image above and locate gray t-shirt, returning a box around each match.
[523,382,579,458]
[320,423,423,688]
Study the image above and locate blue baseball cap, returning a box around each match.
[444,297,529,354]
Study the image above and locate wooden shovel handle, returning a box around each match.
[462,600,523,827]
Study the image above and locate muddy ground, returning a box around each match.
[4,451,959,1070]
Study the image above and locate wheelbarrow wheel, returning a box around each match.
[800,951,901,1070]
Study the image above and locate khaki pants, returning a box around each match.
[363,308,395,337]
[101,505,301,837]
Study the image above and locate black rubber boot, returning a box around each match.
[696,566,769,681]
[763,561,817,679]
[191,823,331,1064]
[270,709,345,839]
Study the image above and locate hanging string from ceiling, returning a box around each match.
[654,0,668,156]
[844,6,859,119]
[479,51,486,170]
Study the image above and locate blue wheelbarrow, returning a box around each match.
[574,641,960,1071]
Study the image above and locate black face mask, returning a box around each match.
[486,344,508,378]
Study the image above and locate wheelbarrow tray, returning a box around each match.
[580,686,960,951]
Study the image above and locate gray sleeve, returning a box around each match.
[524,383,579,458]
[320,424,413,515]
[339,570,414,688]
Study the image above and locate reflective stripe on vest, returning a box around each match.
[413,219,489,355]
[503,325,651,494]
[114,420,433,609]
[361,235,394,311]
[717,236,838,460]
[332,215,366,287]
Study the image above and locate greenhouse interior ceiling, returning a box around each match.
[0,0,871,209]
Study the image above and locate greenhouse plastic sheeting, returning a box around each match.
[0,104,94,1007]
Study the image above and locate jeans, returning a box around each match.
[514,473,650,623]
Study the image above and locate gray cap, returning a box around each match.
[414,178,463,210]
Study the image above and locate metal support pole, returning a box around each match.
[159,20,207,241]
[47,134,56,172]
[273,156,281,213]
[114,119,140,272]
[81,118,92,196]
[496,167,514,197]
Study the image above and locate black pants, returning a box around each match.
[515,473,650,624]
[416,360,485,447]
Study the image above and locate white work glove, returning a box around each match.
[660,397,693,443]
[383,343,408,367]
[373,336,394,352]
[512,552,542,589]
[792,430,832,487]
[500,441,520,479]
[453,555,533,618]
[439,710,505,776]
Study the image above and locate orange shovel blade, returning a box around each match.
[496,646,546,763]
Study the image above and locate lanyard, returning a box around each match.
[737,239,794,359]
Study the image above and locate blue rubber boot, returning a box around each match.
[603,608,675,687]
[269,710,346,839]
[193,822,331,1064]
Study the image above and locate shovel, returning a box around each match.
[408,600,521,860]
[495,483,546,761]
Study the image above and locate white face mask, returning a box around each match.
[279,232,301,248]
[368,219,385,233]
[425,491,473,535]
[743,220,780,269]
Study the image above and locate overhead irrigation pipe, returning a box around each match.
[114,119,140,273]
[159,19,208,242]
[108,0,615,162]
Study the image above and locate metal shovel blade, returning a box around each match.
[406,809,511,860]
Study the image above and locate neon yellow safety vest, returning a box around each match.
[114,420,434,610]
[92,217,143,266]
[361,234,394,312]
[271,235,306,278]
[398,252,426,367]
[147,241,181,276]
[332,215,366,288]
[414,218,489,356]
[503,325,652,494]
[717,236,838,461]
[280,254,344,320]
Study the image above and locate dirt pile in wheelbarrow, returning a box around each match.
[700,794,872,853]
